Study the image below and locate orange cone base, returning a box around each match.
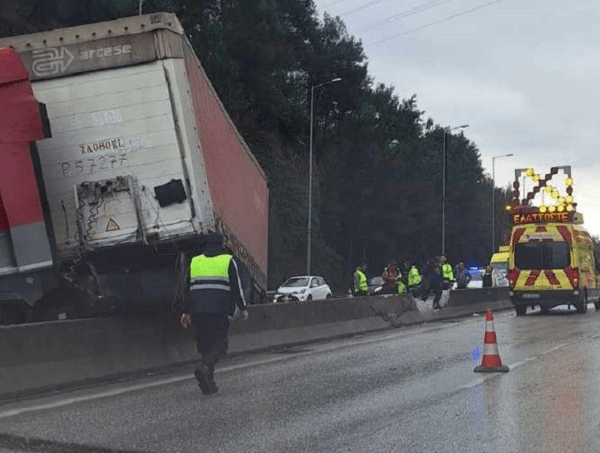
[474,364,509,373]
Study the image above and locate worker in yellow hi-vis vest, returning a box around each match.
[180,233,248,395]
[440,254,455,290]
[354,263,368,296]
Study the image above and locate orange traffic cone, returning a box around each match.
[474,309,509,373]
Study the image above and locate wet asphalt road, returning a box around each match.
[2,306,600,453]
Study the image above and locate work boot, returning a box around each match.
[201,354,220,395]
[207,372,218,394]
[194,365,212,395]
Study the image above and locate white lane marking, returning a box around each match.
[506,357,536,370]
[542,343,569,354]
[0,324,447,419]
[459,375,495,389]
[0,316,491,419]
[460,342,570,389]
[0,351,320,420]
[0,375,189,419]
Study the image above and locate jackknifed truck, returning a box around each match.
[0,13,269,323]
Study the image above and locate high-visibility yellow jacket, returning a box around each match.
[441,263,454,282]
[354,269,368,294]
[396,279,406,294]
[408,267,421,286]
[188,253,246,315]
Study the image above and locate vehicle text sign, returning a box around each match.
[11,35,157,81]
[511,212,571,225]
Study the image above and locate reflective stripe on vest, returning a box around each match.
[355,270,368,292]
[189,254,232,292]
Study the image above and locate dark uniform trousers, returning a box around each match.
[193,313,230,371]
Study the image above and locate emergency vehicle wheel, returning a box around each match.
[576,294,588,314]
[515,305,526,316]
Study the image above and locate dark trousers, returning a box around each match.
[382,285,397,295]
[431,287,443,308]
[421,279,442,307]
[408,285,420,297]
[193,313,230,366]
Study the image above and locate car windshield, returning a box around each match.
[514,242,570,270]
[281,277,309,287]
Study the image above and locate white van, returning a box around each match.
[490,246,510,287]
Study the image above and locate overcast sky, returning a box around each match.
[314,0,600,237]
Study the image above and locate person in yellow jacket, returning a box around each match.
[354,264,368,296]
[440,254,455,290]
[407,263,422,297]
[396,275,407,295]
[180,233,248,395]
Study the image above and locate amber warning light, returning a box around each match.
[509,166,578,221]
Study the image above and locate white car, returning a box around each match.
[273,276,332,303]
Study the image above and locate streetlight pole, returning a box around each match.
[307,77,341,275]
[442,124,469,254]
[492,153,514,254]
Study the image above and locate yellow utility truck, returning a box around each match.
[507,166,600,315]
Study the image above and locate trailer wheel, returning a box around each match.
[515,305,526,316]
[0,300,33,325]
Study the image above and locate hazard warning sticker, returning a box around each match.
[106,218,120,232]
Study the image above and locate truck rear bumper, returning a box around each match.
[510,289,579,308]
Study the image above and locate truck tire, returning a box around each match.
[515,305,526,316]
[0,300,33,325]
[576,293,588,314]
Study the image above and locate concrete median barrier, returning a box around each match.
[0,289,511,400]
[447,287,509,307]
[0,295,413,399]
